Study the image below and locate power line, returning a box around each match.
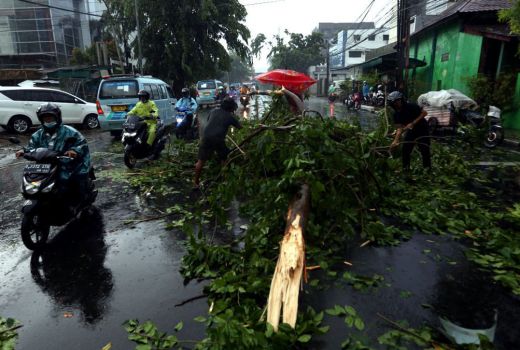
[242,0,284,6]
[17,0,103,18]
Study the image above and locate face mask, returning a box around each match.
[44,121,57,128]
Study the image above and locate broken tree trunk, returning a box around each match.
[267,184,310,331]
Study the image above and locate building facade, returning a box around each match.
[329,28,390,69]
[0,0,104,69]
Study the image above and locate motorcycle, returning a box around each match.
[122,115,168,168]
[18,143,97,250]
[454,105,504,148]
[240,94,250,107]
[175,107,199,140]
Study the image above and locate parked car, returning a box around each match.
[96,75,176,136]
[196,79,224,106]
[0,87,99,134]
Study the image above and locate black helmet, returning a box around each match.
[221,97,238,112]
[181,88,190,98]
[37,103,62,129]
[387,91,404,104]
[138,89,150,102]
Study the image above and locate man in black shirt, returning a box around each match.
[388,91,431,170]
[194,97,241,188]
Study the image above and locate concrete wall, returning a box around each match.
[412,21,482,97]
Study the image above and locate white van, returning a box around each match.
[0,87,99,134]
[96,76,176,136]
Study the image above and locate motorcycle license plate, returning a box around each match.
[111,105,127,112]
[203,92,210,96]
[24,163,51,174]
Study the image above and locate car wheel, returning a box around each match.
[8,115,32,134]
[83,114,99,129]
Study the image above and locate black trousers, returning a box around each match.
[402,129,431,169]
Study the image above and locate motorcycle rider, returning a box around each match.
[388,91,430,170]
[175,87,198,135]
[15,103,91,202]
[127,90,159,147]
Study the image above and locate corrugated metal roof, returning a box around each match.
[416,0,512,36]
[458,0,512,13]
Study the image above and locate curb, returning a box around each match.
[503,139,520,147]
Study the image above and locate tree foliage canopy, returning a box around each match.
[499,0,520,35]
[220,54,254,83]
[103,0,250,93]
[252,30,324,73]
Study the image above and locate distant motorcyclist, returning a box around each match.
[175,87,198,134]
[240,84,250,95]
[127,90,159,146]
[15,103,91,202]
[216,86,227,101]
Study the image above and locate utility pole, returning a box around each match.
[134,0,143,75]
[325,40,330,97]
[396,0,410,94]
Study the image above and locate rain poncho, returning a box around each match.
[25,125,90,181]
[175,97,198,113]
[127,100,159,145]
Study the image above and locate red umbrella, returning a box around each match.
[255,69,316,94]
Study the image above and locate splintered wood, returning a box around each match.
[267,184,310,331]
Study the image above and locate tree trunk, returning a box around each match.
[267,184,310,331]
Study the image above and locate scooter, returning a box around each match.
[175,107,199,140]
[453,105,504,148]
[240,94,250,107]
[18,143,97,250]
[122,115,167,168]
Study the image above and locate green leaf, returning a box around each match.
[135,345,152,350]
[174,321,183,332]
[345,305,356,316]
[345,315,354,327]
[354,318,365,331]
[265,323,274,338]
[194,316,207,323]
[298,334,312,343]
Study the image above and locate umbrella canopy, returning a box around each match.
[255,69,316,94]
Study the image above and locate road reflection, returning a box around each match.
[29,207,113,324]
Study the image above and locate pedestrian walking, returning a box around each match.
[387,91,431,170]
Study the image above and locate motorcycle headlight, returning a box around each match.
[124,132,137,138]
[23,177,41,195]
[41,181,55,193]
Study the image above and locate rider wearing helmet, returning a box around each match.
[15,103,91,199]
[175,87,198,135]
[127,89,159,146]
[387,91,430,170]
[194,97,241,188]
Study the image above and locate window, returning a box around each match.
[197,81,216,90]
[368,35,375,41]
[159,85,167,99]
[16,31,39,42]
[14,19,37,31]
[151,84,160,100]
[383,34,389,41]
[99,80,139,99]
[166,86,175,99]
[38,30,53,42]
[348,51,362,58]
[0,90,29,101]
[51,91,76,103]
[27,90,55,102]
[353,35,361,42]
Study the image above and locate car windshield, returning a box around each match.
[197,81,216,90]
[100,80,138,99]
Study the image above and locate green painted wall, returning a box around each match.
[411,22,482,97]
[503,74,520,130]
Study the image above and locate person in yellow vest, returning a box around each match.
[127,90,159,146]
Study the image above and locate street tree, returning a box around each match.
[220,54,254,84]
[252,30,324,73]
[103,0,250,94]
[499,0,520,35]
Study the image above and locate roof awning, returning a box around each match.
[358,53,427,71]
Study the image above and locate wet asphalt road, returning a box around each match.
[1,99,519,349]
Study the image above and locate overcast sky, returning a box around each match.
[239,0,394,72]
